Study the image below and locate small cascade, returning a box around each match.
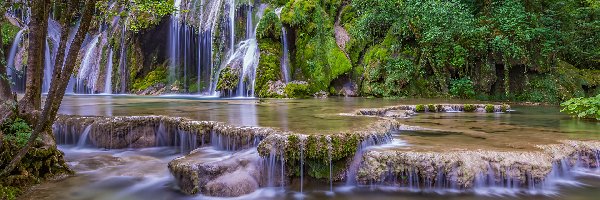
[299,137,305,193]
[43,18,62,94]
[76,125,92,148]
[104,49,114,94]
[327,136,333,193]
[6,29,26,92]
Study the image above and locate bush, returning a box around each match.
[464,104,476,112]
[284,81,311,98]
[1,118,33,148]
[450,78,476,99]
[415,104,425,112]
[427,104,436,112]
[501,104,509,112]
[560,94,600,120]
[485,104,495,113]
[0,185,19,200]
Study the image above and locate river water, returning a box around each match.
[22,95,600,200]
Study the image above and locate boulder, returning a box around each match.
[168,149,262,197]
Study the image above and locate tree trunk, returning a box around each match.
[18,0,52,122]
[0,0,97,177]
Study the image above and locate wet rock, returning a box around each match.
[354,104,511,117]
[313,91,328,98]
[357,140,600,188]
[168,149,262,196]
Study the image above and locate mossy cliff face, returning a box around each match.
[256,9,283,98]
[279,0,352,93]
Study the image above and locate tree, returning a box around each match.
[0,0,98,177]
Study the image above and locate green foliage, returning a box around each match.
[415,104,425,112]
[1,118,33,148]
[0,185,19,200]
[284,82,310,98]
[132,67,168,91]
[464,104,476,112]
[256,9,282,40]
[1,21,19,47]
[501,104,509,112]
[128,0,176,32]
[450,78,476,99]
[485,104,495,113]
[560,94,600,120]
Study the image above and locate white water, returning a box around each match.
[275,7,290,83]
[42,40,52,93]
[6,29,25,91]
[76,35,100,94]
[104,49,114,94]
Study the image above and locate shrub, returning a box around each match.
[0,118,34,148]
[132,67,168,91]
[560,94,600,120]
[415,104,425,112]
[501,104,509,112]
[450,78,476,99]
[463,104,476,112]
[427,104,436,112]
[284,81,311,98]
[485,104,495,113]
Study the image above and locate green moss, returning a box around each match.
[256,11,284,97]
[427,104,436,112]
[132,67,168,91]
[485,104,495,113]
[216,67,240,92]
[463,104,476,112]
[284,82,310,98]
[501,104,509,112]
[256,9,282,40]
[415,104,425,112]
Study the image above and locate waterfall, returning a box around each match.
[229,0,235,54]
[42,40,52,93]
[169,0,182,87]
[327,136,333,193]
[76,35,100,94]
[220,4,266,97]
[76,125,92,148]
[6,29,26,92]
[43,19,62,94]
[104,49,113,94]
[118,19,128,93]
[275,7,290,83]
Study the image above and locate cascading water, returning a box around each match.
[42,40,52,93]
[6,29,26,92]
[104,49,113,94]
[76,35,100,94]
[275,7,290,83]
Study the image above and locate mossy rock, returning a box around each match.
[485,104,495,113]
[415,104,425,112]
[216,66,241,94]
[463,104,476,112]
